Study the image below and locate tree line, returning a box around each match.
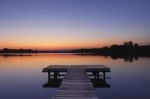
[71,41,150,57]
[0,48,38,53]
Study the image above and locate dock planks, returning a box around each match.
[52,68,99,99]
[43,65,110,72]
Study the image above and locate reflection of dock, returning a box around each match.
[42,65,110,99]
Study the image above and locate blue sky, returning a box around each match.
[0,0,150,49]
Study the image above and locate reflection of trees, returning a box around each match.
[110,55,139,62]
[124,56,138,62]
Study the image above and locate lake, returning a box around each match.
[0,53,150,99]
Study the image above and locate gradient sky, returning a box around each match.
[0,0,150,50]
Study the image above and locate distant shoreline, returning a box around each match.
[0,41,150,56]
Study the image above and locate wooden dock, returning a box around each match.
[42,65,110,99]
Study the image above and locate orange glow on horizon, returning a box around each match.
[0,37,145,50]
[0,40,113,50]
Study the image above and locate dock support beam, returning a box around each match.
[48,71,51,80]
[103,71,106,80]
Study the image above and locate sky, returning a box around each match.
[0,0,150,50]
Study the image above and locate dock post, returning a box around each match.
[103,71,106,80]
[48,71,51,80]
[54,71,59,79]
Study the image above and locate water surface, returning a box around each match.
[0,53,150,99]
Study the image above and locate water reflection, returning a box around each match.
[0,53,35,57]
[0,53,150,99]
[74,53,148,62]
[110,55,139,62]
[1,53,149,63]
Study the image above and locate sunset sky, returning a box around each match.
[0,0,150,50]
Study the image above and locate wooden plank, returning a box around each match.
[52,68,99,99]
[46,65,106,69]
[43,65,110,72]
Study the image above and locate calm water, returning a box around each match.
[0,53,150,99]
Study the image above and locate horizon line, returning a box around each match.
[0,41,150,51]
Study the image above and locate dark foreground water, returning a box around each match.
[0,53,150,99]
